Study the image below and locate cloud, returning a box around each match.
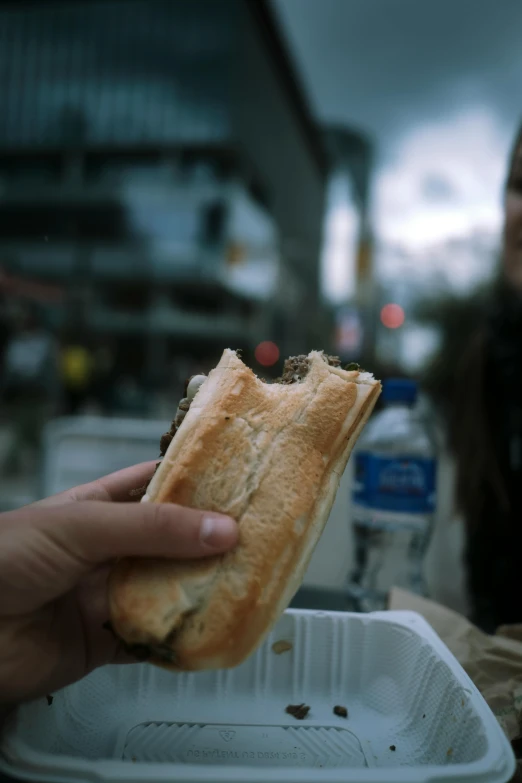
[420,174,458,204]
[275,0,522,151]
[277,0,520,296]
[374,106,510,249]
[322,108,506,300]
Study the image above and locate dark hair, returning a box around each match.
[449,317,509,522]
[505,124,522,192]
[426,124,522,526]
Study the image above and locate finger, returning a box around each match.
[1,501,238,609]
[75,566,143,670]
[95,461,160,502]
[50,501,239,562]
[33,461,159,508]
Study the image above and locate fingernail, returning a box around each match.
[200,515,237,550]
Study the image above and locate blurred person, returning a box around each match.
[1,307,59,475]
[60,340,94,415]
[0,461,238,714]
[424,124,522,632]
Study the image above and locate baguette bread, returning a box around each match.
[108,349,380,670]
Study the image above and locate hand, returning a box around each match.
[0,463,238,706]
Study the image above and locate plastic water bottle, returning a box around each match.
[346,379,437,612]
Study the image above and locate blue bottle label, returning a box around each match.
[352,453,436,514]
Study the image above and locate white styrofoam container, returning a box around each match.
[42,416,169,497]
[0,610,515,783]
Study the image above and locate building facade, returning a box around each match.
[0,0,328,390]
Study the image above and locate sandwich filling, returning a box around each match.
[278,353,350,384]
[130,374,207,500]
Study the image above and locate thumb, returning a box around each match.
[0,502,238,612]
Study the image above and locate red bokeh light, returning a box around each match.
[255,341,280,367]
[380,303,405,329]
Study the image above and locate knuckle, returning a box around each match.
[146,503,171,537]
[143,502,178,539]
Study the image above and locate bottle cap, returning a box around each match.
[382,378,417,405]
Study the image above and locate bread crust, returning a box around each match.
[109,349,380,670]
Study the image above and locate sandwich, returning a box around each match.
[108,348,381,671]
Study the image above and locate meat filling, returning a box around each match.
[160,374,207,456]
[102,620,177,664]
[130,374,207,501]
[278,353,342,384]
[278,355,311,384]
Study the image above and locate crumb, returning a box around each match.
[272,640,293,655]
[389,745,396,751]
[447,747,453,757]
[422,714,426,719]
[46,694,53,706]
[131,756,137,763]
[461,699,465,707]
[333,705,348,718]
[286,704,310,720]
[159,431,174,457]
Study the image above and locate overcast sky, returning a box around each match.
[273,0,522,297]
[274,0,522,159]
